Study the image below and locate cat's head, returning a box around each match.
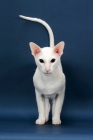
[29,42,65,75]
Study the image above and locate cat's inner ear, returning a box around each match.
[29,42,41,56]
[54,41,65,56]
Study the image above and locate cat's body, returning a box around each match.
[19,15,66,125]
[34,66,65,99]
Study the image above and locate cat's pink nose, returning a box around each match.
[45,69,50,73]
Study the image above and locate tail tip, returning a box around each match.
[19,15,23,18]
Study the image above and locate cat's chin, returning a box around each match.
[44,73,51,76]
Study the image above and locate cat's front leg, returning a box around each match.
[45,98,50,122]
[35,89,45,125]
[52,86,65,125]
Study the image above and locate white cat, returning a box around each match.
[19,15,66,125]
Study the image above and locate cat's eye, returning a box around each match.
[39,59,44,63]
[51,58,56,63]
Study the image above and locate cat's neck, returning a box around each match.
[37,65,63,81]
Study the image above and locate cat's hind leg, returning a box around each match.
[45,98,50,122]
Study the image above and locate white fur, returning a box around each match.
[19,15,66,125]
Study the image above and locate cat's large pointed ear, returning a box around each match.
[54,41,65,56]
[29,42,41,56]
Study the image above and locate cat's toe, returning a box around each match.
[35,119,45,125]
[52,119,61,125]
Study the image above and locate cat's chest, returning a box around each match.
[34,80,60,95]
[33,72,65,96]
[40,81,58,94]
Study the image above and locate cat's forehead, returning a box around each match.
[40,47,55,59]
[41,47,54,55]
[41,47,53,53]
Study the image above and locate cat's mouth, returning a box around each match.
[45,72,51,75]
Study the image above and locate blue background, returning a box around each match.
[0,0,93,139]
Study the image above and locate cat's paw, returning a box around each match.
[52,119,61,125]
[35,118,45,125]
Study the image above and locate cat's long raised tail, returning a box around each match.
[19,15,54,47]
